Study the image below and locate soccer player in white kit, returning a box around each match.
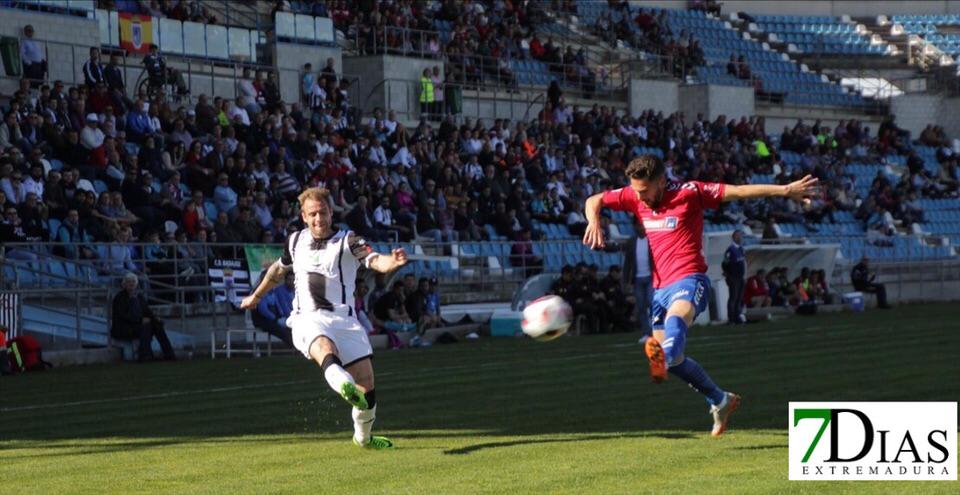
[241,187,408,450]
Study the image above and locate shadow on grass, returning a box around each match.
[732,444,787,451]
[443,432,697,455]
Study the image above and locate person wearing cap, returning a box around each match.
[20,25,46,83]
[80,113,104,150]
[721,229,747,324]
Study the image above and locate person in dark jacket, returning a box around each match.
[850,257,891,309]
[722,229,747,324]
[111,272,176,361]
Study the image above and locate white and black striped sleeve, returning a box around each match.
[279,231,298,267]
[347,231,377,268]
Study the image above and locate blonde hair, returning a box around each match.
[297,187,331,210]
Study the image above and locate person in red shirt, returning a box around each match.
[583,155,817,436]
[743,268,772,308]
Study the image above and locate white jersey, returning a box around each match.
[280,228,376,318]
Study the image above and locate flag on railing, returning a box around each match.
[119,13,154,54]
[0,292,20,339]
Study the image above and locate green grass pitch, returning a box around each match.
[1,304,958,494]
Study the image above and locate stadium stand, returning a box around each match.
[751,15,889,56]
[1,0,960,354]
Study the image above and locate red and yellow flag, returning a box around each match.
[119,13,153,54]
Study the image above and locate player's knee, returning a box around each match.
[667,354,685,368]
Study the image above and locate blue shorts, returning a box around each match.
[651,273,711,330]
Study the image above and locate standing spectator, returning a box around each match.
[252,270,295,347]
[20,25,46,83]
[622,220,652,336]
[301,62,315,107]
[419,68,434,117]
[111,272,176,362]
[722,229,746,324]
[82,47,105,88]
[143,44,188,96]
[320,57,338,88]
[104,55,131,111]
[850,257,891,309]
[430,66,444,117]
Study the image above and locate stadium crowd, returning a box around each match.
[1,0,955,336]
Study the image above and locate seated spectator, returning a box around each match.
[251,270,294,347]
[600,265,632,332]
[851,257,891,309]
[405,277,442,335]
[111,272,176,362]
[743,268,771,308]
[373,281,417,333]
[509,229,543,277]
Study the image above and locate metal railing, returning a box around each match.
[347,24,635,96]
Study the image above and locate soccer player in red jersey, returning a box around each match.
[583,155,818,436]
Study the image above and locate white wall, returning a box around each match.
[629,78,679,116]
[678,83,754,121]
[889,93,960,141]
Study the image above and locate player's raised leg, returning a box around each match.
[309,337,367,410]
[643,276,741,436]
[346,358,393,450]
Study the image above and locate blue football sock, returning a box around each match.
[662,315,688,365]
[669,357,726,406]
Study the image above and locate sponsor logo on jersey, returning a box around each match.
[643,216,679,231]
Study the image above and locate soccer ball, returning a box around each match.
[521,295,573,342]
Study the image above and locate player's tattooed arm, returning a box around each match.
[240,260,290,310]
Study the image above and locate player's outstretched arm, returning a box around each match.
[369,248,409,274]
[722,174,819,204]
[240,260,291,310]
[582,193,606,249]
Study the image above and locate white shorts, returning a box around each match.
[287,309,373,366]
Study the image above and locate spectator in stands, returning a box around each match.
[111,272,176,362]
[744,268,771,308]
[722,229,746,324]
[851,257,891,309]
[321,57,338,88]
[82,47,105,88]
[80,113,104,152]
[20,25,46,83]
[418,198,454,243]
[143,44,188,96]
[238,67,260,115]
[509,229,542,277]
[251,270,294,347]
[406,276,442,337]
[0,204,40,260]
[622,219,652,336]
[419,68,434,117]
[104,55,129,112]
[431,66,444,117]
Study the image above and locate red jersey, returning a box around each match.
[602,181,726,289]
